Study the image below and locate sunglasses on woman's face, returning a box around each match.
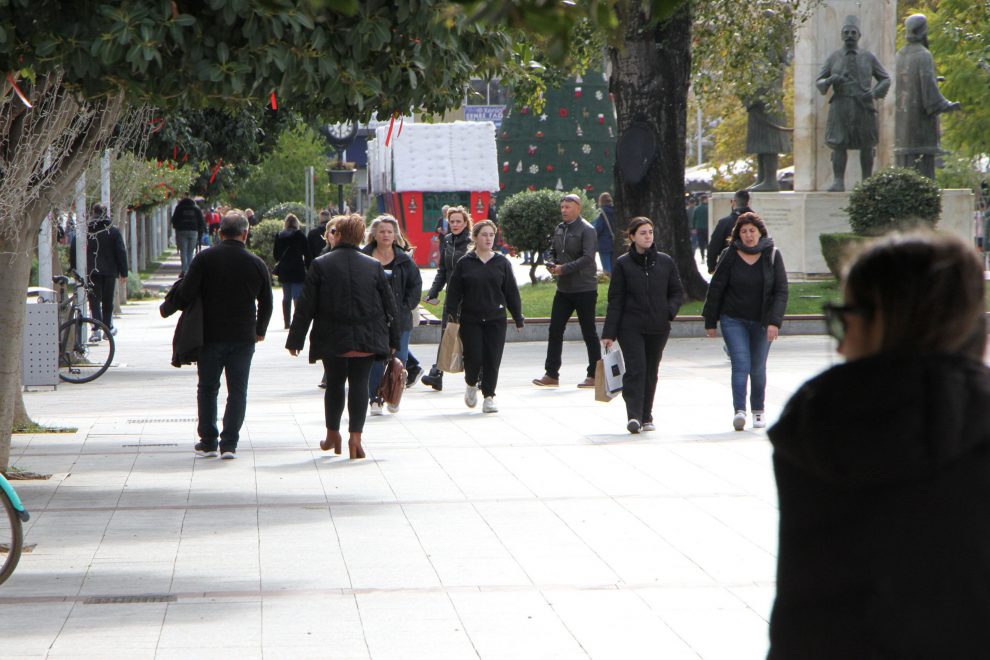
[822,302,871,343]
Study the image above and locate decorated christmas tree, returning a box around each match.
[497,69,617,200]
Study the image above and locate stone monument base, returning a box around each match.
[710,189,974,279]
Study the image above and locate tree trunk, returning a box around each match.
[609,1,707,300]
[0,230,37,471]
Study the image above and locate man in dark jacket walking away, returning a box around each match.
[306,210,332,268]
[706,190,754,274]
[70,203,129,341]
[171,197,207,276]
[176,211,273,460]
[533,193,601,388]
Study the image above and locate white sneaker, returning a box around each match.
[482,396,498,413]
[753,411,766,429]
[627,419,641,434]
[386,402,400,414]
[641,422,656,432]
[733,410,746,431]
[465,385,478,408]
[369,400,383,416]
[88,331,102,343]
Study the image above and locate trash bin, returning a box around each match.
[22,293,58,387]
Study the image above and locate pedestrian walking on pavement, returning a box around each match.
[363,215,422,416]
[767,231,990,658]
[287,215,400,459]
[702,212,788,431]
[601,217,684,434]
[593,192,616,275]
[171,197,207,276]
[273,213,310,329]
[706,190,754,274]
[306,210,332,267]
[533,193,602,389]
[445,220,525,414]
[691,193,710,262]
[176,210,273,459]
[70,203,129,341]
[421,206,473,391]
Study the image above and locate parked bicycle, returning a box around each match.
[0,471,29,586]
[53,273,115,383]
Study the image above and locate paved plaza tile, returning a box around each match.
[1,297,845,659]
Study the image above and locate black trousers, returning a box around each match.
[618,330,669,424]
[460,318,507,397]
[88,273,117,331]
[545,289,601,379]
[322,356,374,433]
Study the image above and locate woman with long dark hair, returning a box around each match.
[601,217,684,434]
[287,215,399,459]
[273,213,310,329]
[702,212,788,431]
[421,206,473,391]
[768,232,990,657]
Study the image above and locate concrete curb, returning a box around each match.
[411,314,829,344]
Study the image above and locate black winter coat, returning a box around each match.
[427,229,471,299]
[361,243,423,332]
[159,277,203,367]
[70,217,129,279]
[286,244,400,362]
[306,223,329,267]
[171,198,207,234]
[602,245,684,339]
[445,251,524,327]
[273,229,309,284]
[702,244,787,330]
[767,352,990,659]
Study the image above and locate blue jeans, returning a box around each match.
[720,315,771,413]
[600,251,613,275]
[176,230,199,275]
[197,341,256,451]
[368,329,411,400]
[281,281,303,328]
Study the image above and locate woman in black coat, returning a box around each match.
[421,206,473,390]
[445,220,524,414]
[701,212,787,431]
[362,215,422,415]
[286,215,399,459]
[273,213,310,329]
[768,232,990,659]
[601,217,684,434]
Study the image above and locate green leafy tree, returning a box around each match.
[229,123,330,215]
[0,1,523,470]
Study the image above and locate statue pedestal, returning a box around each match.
[710,189,974,279]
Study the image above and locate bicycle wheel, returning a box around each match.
[58,317,115,383]
[0,489,23,586]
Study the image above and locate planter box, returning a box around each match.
[328,169,355,185]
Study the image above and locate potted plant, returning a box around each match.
[327,160,356,185]
[820,167,941,276]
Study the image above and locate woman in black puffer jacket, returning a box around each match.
[362,215,422,415]
[601,217,684,434]
[273,213,310,329]
[768,232,990,659]
[420,206,473,390]
[287,215,399,459]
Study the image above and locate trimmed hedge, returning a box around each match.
[248,219,283,270]
[845,167,941,235]
[819,232,872,278]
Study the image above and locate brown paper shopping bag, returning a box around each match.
[437,322,464,373]
[594,359,618,403]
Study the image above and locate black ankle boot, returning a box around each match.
[421,367,443,391]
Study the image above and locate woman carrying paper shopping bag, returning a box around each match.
[601,217,684,434]
[445,221,524,413]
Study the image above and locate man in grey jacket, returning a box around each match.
[533,194,601,388]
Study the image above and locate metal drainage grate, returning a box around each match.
[84,594,177,605]
[121,443,179,448]
[127,418,196,424]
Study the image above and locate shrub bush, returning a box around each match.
[261,201,316,224]
[248,219,284,270]
[845,167,941,235]
[818,232,872,278]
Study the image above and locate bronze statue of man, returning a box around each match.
[744,40,792,192]
[816,15,891,192]
[895,14,961,179]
